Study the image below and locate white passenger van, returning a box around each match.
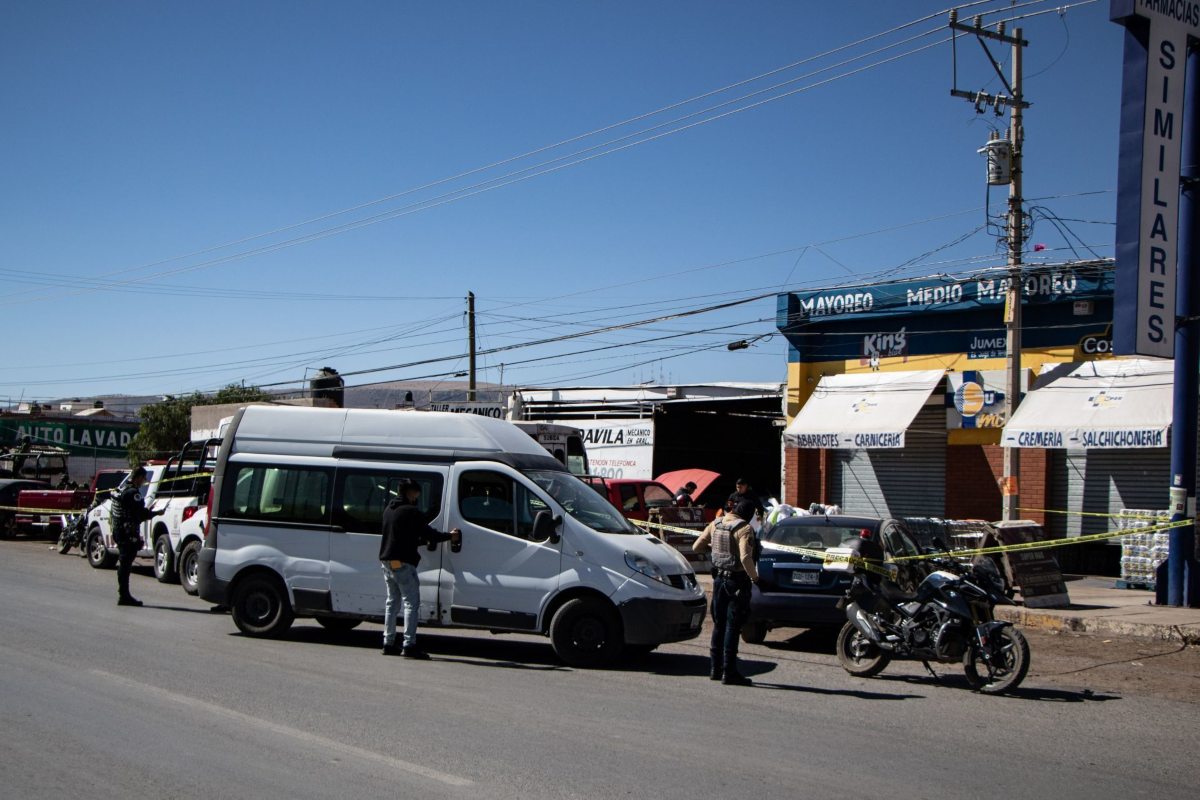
[197,406,705,666]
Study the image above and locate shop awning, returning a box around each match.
[783,369,945,449]
[1001,359,1173,449]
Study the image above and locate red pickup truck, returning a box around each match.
[588,477,712,571]
[15,469,128,539]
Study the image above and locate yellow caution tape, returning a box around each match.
[153,471,213,486]
[0,505,86,515]
[892,517,1194,562]
[633,513,1195,574]
[633,519,706,538]
[1017,507,1172,519]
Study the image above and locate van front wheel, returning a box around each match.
[231,575,294,638]
[549,598,621,668]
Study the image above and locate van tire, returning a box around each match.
[549,598,622,668]
[87,528,115,569]
[179,541,202,596]
[231,574,294,638]
[315,616,362,633]
[154,536,178,583]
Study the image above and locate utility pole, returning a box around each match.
[467,291,477,401]
[950,12,1029,521]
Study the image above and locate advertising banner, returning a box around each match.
[571,418,654,479]
[0,417,136,456]
[945,369,1030,429]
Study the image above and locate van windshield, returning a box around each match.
[526,470,639,535]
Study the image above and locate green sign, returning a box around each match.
[0,417,137,456]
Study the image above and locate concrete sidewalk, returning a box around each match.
[994,576,1200,644]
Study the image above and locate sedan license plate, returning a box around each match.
[690,611,704,629]
[791,570,820,586]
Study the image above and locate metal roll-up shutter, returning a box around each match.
[1056,448,1170,537]
[830,404,945,517]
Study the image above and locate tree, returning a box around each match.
[127,384,271,465]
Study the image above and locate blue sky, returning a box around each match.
[1,1,1125,404]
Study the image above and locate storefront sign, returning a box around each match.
[0,417,136,456]
[1111,1,1198,358]
[427,402,505,418]
[572,419,654,479]
[783,265,1107,324]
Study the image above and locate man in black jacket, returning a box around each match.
[111,466,164,607]
[380,479,460,659]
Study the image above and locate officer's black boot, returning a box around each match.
[709,657,723,681]
[721,651,751,686]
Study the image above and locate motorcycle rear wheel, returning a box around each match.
[836,621,891,678]
[963,627,1030,694]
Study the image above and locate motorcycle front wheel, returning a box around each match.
[56,522,75,555]
[836,621,891,678]
[963,626,1030,694]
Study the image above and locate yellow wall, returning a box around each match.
[785,345,1113,443]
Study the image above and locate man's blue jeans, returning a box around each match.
[381,561,421,648]
[710,572,752,673]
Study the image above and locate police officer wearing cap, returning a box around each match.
[693,499,761,685]
[111,465,165,607]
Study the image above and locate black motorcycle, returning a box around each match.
[56,493,108,556]
[834,546,1030,694]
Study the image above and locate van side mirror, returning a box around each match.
[532,511,561,544]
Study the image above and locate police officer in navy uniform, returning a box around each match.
[111,466,164,606]
[693,499,761,686]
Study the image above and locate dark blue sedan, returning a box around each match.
[742,514,926,643]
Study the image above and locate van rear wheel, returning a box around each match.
[231,574,294,638]
[549,598,622,668]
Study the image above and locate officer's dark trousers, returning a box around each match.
[116,539,138,599]
[710,573,751,674]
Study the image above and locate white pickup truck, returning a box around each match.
[85,439,219,585]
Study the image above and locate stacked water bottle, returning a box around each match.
[1118,509,1170,589]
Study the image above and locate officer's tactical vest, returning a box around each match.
[711,518,748,572]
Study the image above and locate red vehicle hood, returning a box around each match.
[655,469,721,498]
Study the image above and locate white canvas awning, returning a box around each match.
[783,369,945,449]
[1001,359,1173,449]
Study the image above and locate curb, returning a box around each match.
[995,606,1200,645]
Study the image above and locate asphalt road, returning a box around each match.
[1,539,1195,800]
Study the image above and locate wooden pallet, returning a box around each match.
[1115,578,1155,591]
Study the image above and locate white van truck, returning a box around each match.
[197,406,706,666]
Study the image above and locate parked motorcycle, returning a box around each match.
[55,492,109,556]
[833,541,1030,694]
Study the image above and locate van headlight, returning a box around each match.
[625,550,670,585]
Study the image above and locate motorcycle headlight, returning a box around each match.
[625,550,670,586]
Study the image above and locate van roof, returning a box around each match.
[231,406,558,464]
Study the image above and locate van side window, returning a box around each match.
[334,470,444,534]
[459,470,549,540]
[459,471,515,535]
[225,464,331,525]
